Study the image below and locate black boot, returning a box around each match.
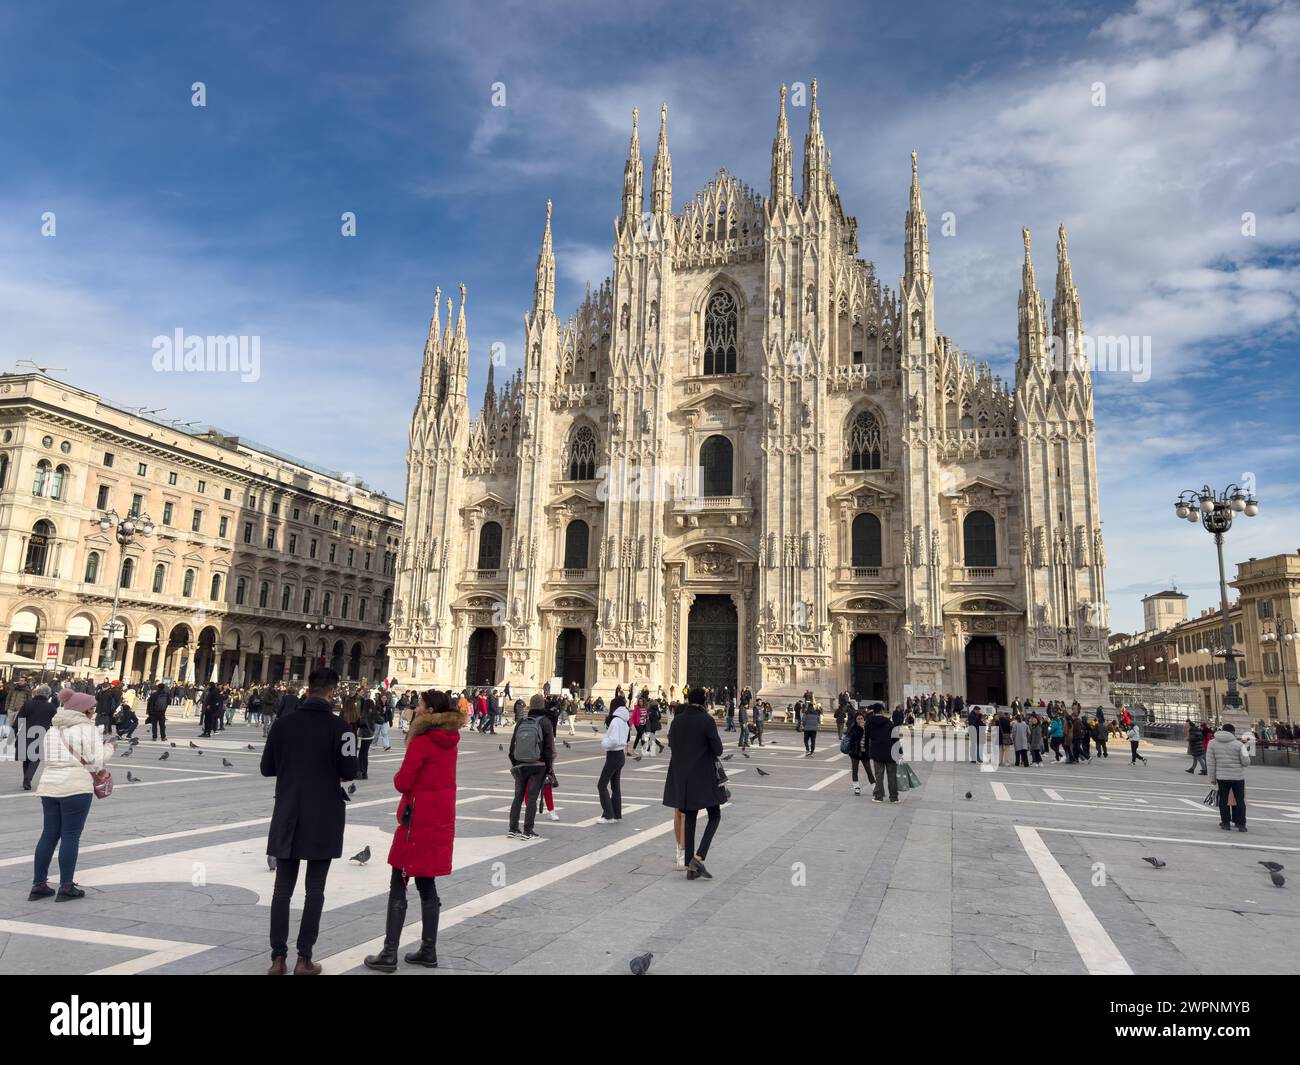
[404,895,439,968]
[363,895,407,973]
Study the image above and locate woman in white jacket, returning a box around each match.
[596,705,630,824]
[30,689,116,901]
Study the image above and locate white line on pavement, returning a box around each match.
[1014,825,1133,976]
[987,793,1300,825]
[0,919,211,976]
[1030,825,1300,853]
[1044,788,1064,801]
[809,769,849,792]
[991,781,1011,801]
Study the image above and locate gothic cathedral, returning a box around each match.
[391,83,1111,707]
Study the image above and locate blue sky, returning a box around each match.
[2,0,1298,634]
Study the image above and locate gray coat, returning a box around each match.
[1011,720,1030,751]
[1205,730,1250,781]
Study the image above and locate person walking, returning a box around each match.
[1186,719,1207,774]
[801,701,821,756]
[1127,720,1148,765]
[663,688,724,880]
[340,695,372,781]
[868,704,900,803]
[16,684,57,791]
[30,689,118,901]
[260,668,358,975]
[1048,712,1063,761]
[1206,722,1250,832]
[967,705,984,763]
[597,703,630,824]
[629,699,647,753]
[507,694,554,840]
[644,700,664,755]
[844,708,875,796]
[1093,709,1109,758]
[363,689,462,972]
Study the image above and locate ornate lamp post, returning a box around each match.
[94,508,154,674]
[1175,484,1258,725]
[1261,618,1297,727]
[305,613,336,670]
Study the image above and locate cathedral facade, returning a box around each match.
[390,83,1111,707]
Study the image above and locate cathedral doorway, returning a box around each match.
[465,627,497,688]
[554,628,587,690]
[965,636,1006,705]
[850,634,888,702]
[687,595,737,693]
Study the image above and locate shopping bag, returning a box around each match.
[897,762,922,791]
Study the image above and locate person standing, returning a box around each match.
[967,705,985,764]
[1027,712,1045,766]
[663,688,724,880]
[869,704,900,803]
[834,697,847,742]
[1186,719,1207,774]
[340,696,371,782]
[1012,714,1030,767]
[845,709,874,796]
[1127,720,1148,765]
[1206,722,1250,832]
[30,689,117,901]
[260,668,358,975]
[16,684,57,791]
[1093,708,1109,758]
[597,704,630,824]
[364,689,462,972]
[801,701,821,756]
[507,694,554,840]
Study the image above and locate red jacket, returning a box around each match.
[386,711,461,876]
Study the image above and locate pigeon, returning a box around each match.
[196,750,204,756]
[629,952,653,976]
[755,766,770,777]
[499,744,504,751]
[634,755,642,762]
[348,783,357,794]
[562,740,572,749]
[1259,861,1285,873]
[247,744,256,751]
[590,726,598,733]
[120,747,132,758]
[350,846,371,865]
[126,771,139,783]
[189,741,199,749]
[170,742,176,748]
[722,754,734,761]
[769,741,777,746]
[741,751,750,759]
[129,737,140,746]
[1142,857,1166,868]
[964,792,972,800]
[222,758,233,767]
[159,751,170,760]
[267,855,277,871]
[1271,871,1286,888]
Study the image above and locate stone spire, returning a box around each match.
[771,83,794,210]
[533,200,555,319]
[1017,227,1049,368]
[903,151,930,293]
[483,350,496,413]
[419,285,442,401]
[449,283,469,400]
[650,103,672,233]
[801,79,827,210]
[620,107,644,234]
[1052,223,1084,363]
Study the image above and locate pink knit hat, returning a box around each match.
[58,689,96,714]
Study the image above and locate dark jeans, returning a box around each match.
[1130,740,1145,763]
[872,761,899,801]
[804,730,817,753]
[388,865,438,903]
[358,736,371,779]
[33,793,93,886]
[1217,779,1246,826]
[22,757,40,789]
[1015,749,1029,766]
[598,750,625,819]
[510,764,546,833]
[849,753,875,784]
[150,718,167,741]
[632,726,646,750]
[1096,737,1108,757]
[683,806,721,861]
[269,857,331,960]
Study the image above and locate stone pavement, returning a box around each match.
[0,715,1297,975]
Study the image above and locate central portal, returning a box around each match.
[686,594,737,693]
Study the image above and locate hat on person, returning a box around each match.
[528,694,546,712]
[59,689,97,714]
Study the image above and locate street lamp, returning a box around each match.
[1261,618,1297,727]
[93,508,154,674]
[1174,483,1258,722]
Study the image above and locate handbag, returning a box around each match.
[1201,786,1217,807]
[714,757,729,785]
[839,733,853,755]
[58,726,113,799]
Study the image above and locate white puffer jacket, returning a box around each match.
[1205,729,1250,782]
[36,710,114,798]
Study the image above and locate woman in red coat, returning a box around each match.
[364,689,462,972]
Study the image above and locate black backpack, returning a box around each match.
[514,716,545,762]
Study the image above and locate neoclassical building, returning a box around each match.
[0,374,401,684]
[391,84,1111,706]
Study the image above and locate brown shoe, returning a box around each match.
[267,956,287,976]
[293,955,322,976]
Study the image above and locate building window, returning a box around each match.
[292,507,300,521]
[267,529,276,550]
[219,516,228,538]
[182,568,195,597]
[564,520,590,569]
[313,513,320,526]
[210,573,222,600]
[332,519,339,532]
[32,459,50,496]
[138,462,148,476]
[50,464,68,500]
[365,551,371,570]
[1269,694,1279,719]
[477,521,503,569]
[223,487,232,500]
[341,594,350,619]
[168,471,177,486]
[198,479,206,494]
[851,513,882,568]
[309,539,318,559]
[847,410,883,470]
[963,511,997,567]
[153,564,165,593]
[0,453,9,490]
[566,425,598,481]
[96,485,110,510]
[130,493,143,516]
[162,502,174,526]
[120,556,134,589]
[303,588,313,614]
[281,585,292,611]
[84,551,100,583]
[192,509,202,532]
[702,289,738,375]
[236,577,247,605]
[347,548,354,567]
[328,543,337,563]
[259,581,270,608]
[699,435,734,497]
[271,499,280,516]
[243,522,253,544]
[359,597,367,621]
[103,451,114,468]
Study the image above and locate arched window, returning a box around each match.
[851,513,882,568]
[303,588,313,614]
[259,581,270,608]
[847,410,882,470]
[323,591,333,616]
[563,520,589,569]
[0,453,9,490]
[381,589,393,619]
[153,563,165,593]
[210,573,222,600]
[281,585,292,611]
[50,464,68,501]
[32,459,50,496]
[702,289,738,375]
[120,557,134,589]
[26,520,53,574]
[700,435,734,497]
[477,521,502,570]
[235,577,247,605]
[182,568,195,597]
[566,425,597,481]
[84,551,100,583]
[963,510,997,567]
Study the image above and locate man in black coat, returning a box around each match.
[145,683,169,741]
[274,685,301,720]
[16,684,57,791]
[260,667,357,975]
[662,689,724,879]
[868,705,900,803]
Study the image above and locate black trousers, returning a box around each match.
[1130,740,1145,763]
[358,737,371,779]
[22,758,40,788]
[804,730,817,753]
[150,718,167,741]
[848,753,875,784]
[510,764,546,833]
[1217,779,1246,826]
[683,806,721,861]
[598,750,624,819]
[269,857,331,960]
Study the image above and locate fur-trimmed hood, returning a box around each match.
[409,708,465,738]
